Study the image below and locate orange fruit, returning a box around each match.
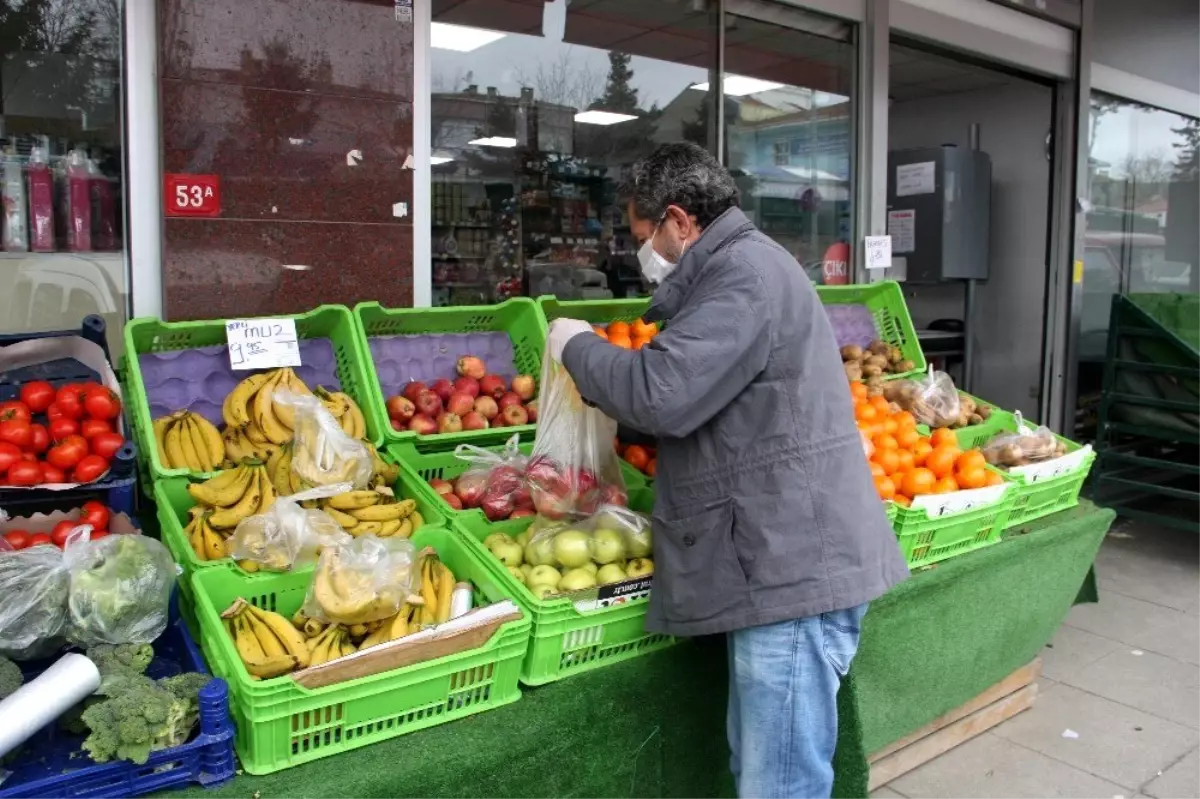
[632,336,652,350]
[934,475,959,493]
[623,445,650,472]
[869,461,886,478]
[894,495,912,508]
[956,465,988,490]
[984,470,1003,487]
[873,433,899,451]
[646,458,657,477]
[925,446,960,479]
[893,411,917,430]
[956,449,986,473]
[895,449,915,474]
[911,440,934,467]
[855,403,878,423]
[873,448,901,476]
[882,416,899,435]
[902,468,937,497]
[608,334,633,349]
[850,381,868,401]
[874,475,896,501]
[870,395,890,414]
[607,321,631,338]
[631,319,658,339]
[593,326,609,339]
[895,427,921,450]
[930,428,959,449]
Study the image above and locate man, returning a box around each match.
[547,142,909,799]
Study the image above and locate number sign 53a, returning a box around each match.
[165,174,221,217]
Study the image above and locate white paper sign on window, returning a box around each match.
[887,209,916,254]
[227,318,302,371]
[865,235,892,270]
[896,161,936,196]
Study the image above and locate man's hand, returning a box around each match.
[548,318,593,362]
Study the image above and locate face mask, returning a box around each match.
[637,218,683,284]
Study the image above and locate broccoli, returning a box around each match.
[0,655,23,699]
[88,643,155,681]
[79,671,213,764]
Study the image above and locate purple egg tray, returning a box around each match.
[824,304,880,349]
[136,340,340,427]
[368,332,515,396]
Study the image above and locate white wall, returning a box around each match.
[888,79,1054,419]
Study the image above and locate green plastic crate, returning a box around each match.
[190,525,530,774]
[154,460,445,625]
[817,281,926,377]
[123,305,378,489]
[889,483,1015,569]
[353,299,545,451]
[536,295,652,332]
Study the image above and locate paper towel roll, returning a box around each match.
[0,653,101,758]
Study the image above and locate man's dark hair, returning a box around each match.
[618,142,740,228]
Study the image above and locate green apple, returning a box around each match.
[529,565,562,588]
[528,583,558,600]
[590,528,627,564]
[525,536,556,567]
[553,530,591,569]
[484,532,513,552]
[596,563,627,585]
[506,565,527,585]
[492,540,524,567]
[515,529,531,548]
[626,557,654,578]
[559,567,598,592]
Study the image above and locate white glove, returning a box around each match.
[547,318,593,362]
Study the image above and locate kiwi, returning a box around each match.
[840,344,864,362]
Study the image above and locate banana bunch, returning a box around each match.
[154,411,225,472]
[306,623,358,667]
[316,386,368,440]
[183,508,230,562]
[221,597,311,678]
[318,489,424,538]
[187,461,276,532]
[309,542,423,626]
[359,548,456,648]
[221,367,313,451]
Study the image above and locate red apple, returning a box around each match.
[390,418,404,431]
[431,378,455,404]
[498,392,523,411]
[429,478,454,496]
[415,390,443,419]
[461,411,488,431]
[438,413,463,434]
[455,473,487,508]
[511,375,535,401]
[456,355,487,380]
[510,508,535,518]
[479,374,506,399]
[387,395,415,422]
[446,392,475,417]
[444,493,464,510]
[402,381,427,403]
[502,404,529,426]
[474,395,499,420]
[481,494,514,521]
[409,414,437,435]
[454,376,480,398]
[525,399,538,423]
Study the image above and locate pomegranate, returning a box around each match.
[525,399,538,423]
[498,392,523,411]
[401,381,427,403]
[474,396,499,420]
[429,478,454,496]
[454,376,480,398]
[438,413,463,434]
[511,374,536,401]
[479,374,507,400]
[455,473,487,508]
[431,378,455,404]
[387,395,415,423]
[446,392,475,417]
[502,404,529,426]
[456,355,487,380]
[409,414,437,435]
[461,411,488,431]
[415,389,443,419]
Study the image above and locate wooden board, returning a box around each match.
[868,658,1041,790]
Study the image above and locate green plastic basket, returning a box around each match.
[123,305,377,489]
[190,525,530,774]
[889,483,1015,569]
[154,460,445,626]
[536,295,652,332]
[353,299,545,451]
[817,281,926,378]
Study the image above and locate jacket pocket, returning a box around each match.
[652,499,747,624]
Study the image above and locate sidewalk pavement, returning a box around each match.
[873,516,1200,799]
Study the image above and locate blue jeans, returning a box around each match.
[727,604,868,799]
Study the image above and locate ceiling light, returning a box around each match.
[574,110,637,126]
[430,22,506,52]
[690,75,785,96]
[430,155,454,165]
[468,136,517,148]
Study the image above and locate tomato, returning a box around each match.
[90,431,124,460]
[3,531,30,550]
[27,423,49,454]
[27,533,52,548]
[46,403,64,422]
[88,530,108,542]
[47,435,88,470]
[83,388,121,421]
[6,460,42,485]
[20,381,55,413]
[51,520,77,548]
[55,385,86,420]
[49,418,79,442]
[80,501,110,531]
[73,455,110,483]
[0,401,32,424]
[80,418,113,440]
[40,464,66,483]
[0,442,21,473]
[0,419,32,449]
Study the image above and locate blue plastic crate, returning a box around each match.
[0,597,235,798]
[0,315,138,516]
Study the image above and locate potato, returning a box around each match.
[840,344,864,362]
[868,340,889,356]
[896,360,915,373]
[888,346,903,363]
[977,405,992,420]
[867,384,884,397]
[865,375,885,390]
[844,363,863,381]
[968,413,984,425]
[862,364,883,378]
[865,354,889,370]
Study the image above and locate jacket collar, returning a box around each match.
[645,206,755,322]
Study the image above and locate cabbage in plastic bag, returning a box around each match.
[229,483,353,572]
[0,541,70,659]
[275,389,373,489]
[65,532,177,646]
[303,535,419,625]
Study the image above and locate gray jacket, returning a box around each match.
[562,207,909,637]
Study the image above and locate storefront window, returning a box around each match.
[0,0,127,352]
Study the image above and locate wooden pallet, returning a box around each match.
[868,658,1042,790]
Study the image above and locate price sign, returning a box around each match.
[1012,446,1092,483]
[165,174,221,217]
[226,318,301,371]
[865,235,892,270]
[912,483,1009,517]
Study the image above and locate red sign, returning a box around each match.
[821,241,850,285]
[164,174,221,217]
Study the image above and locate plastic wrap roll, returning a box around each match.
[449,582,473,620]
[0,654,101,758]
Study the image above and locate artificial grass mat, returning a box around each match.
[161,502,1112,798]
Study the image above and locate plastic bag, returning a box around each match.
[229,483,353,572]
[303,535,418,625]
[982,412,1068,468]
[525,354,626,520]
[453,434,532,520]
[0,541,70,659]
[65,531,176,646]
[895,366,960,428]
[523,505,653,592]
[275,389,373,490]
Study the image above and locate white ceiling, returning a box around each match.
[890,44,1014,102]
